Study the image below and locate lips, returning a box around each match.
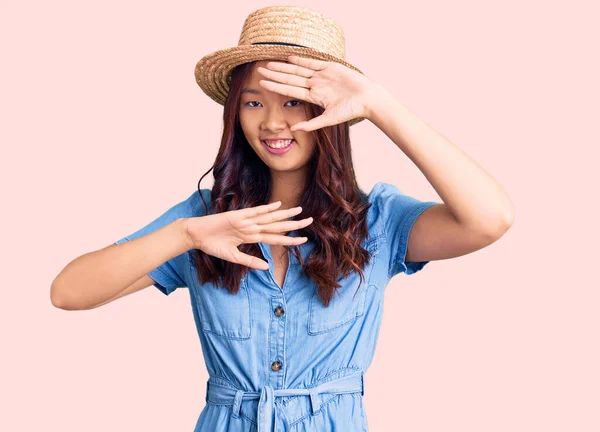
[261,139,295,147]
[261,139,295,155]
[262,138,294,145]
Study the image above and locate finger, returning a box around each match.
[259,217,314,234]
[234,250,270,271]
[250,206,304,225]
[238,200,282,217]
[291,114,333,132]
[264,61,316,79]
[256,66,310,89]
[258,233,309,246]
[287,55,328,71]
[258,79,312,104]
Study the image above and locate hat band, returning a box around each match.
[251,41,309,48]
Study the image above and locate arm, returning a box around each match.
[365,85,515,262]
[51,218,192,311]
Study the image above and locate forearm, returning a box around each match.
[51,218,191,310]
[365,85,514,233]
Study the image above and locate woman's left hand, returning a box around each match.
[256,55,382,132]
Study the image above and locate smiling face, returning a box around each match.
[238,61,317,175]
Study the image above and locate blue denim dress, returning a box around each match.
[114,182,439,431]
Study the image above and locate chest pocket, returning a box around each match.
[308,235,381,335]
[187,259,252,340]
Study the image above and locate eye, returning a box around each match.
[244,100,303,108]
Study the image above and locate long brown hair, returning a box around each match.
[193,60,373,307]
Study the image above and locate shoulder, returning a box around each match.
[365,181,402,222]
[367,182,404,205]
[174,188,212,218]
[190,188,213,216]
[363,182,394,240]
[367,181,430,215]
[365,181,438,236]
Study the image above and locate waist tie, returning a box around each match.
[206,372,364,432]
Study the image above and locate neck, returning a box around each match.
[268,171,307,210]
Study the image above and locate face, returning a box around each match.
[239,61,317,174]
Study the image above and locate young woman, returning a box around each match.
[51,5,514,431]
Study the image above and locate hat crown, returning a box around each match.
[238,6,347,60]
[193,5,367,126]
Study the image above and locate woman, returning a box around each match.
[51,5,514,431]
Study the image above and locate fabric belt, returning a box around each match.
[205,372,364,432]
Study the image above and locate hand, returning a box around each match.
[256,55,382,132]
[185,201,314,271]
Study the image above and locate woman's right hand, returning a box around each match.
[184,201,313,270]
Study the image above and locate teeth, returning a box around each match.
[264,139,294,148]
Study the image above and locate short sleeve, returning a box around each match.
[114,189,208,295]
[372,182,440,279]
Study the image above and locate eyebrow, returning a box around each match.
[241,88,261,95]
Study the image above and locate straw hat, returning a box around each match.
[194,5,367,127]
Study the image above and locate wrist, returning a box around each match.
[178,217,194,252]
[364,83,392,122]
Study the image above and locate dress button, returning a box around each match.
[274,306,285,317]
[271,361,282,371]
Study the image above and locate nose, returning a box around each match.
[261,105,290,132]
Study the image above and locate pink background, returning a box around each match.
[3,0,598,431]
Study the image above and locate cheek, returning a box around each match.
[297,139,317,158]
[238,110,256,126]
[297,134,315,147]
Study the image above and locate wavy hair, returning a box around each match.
[192,60,374,307]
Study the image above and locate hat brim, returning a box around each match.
[194,45,367,127]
